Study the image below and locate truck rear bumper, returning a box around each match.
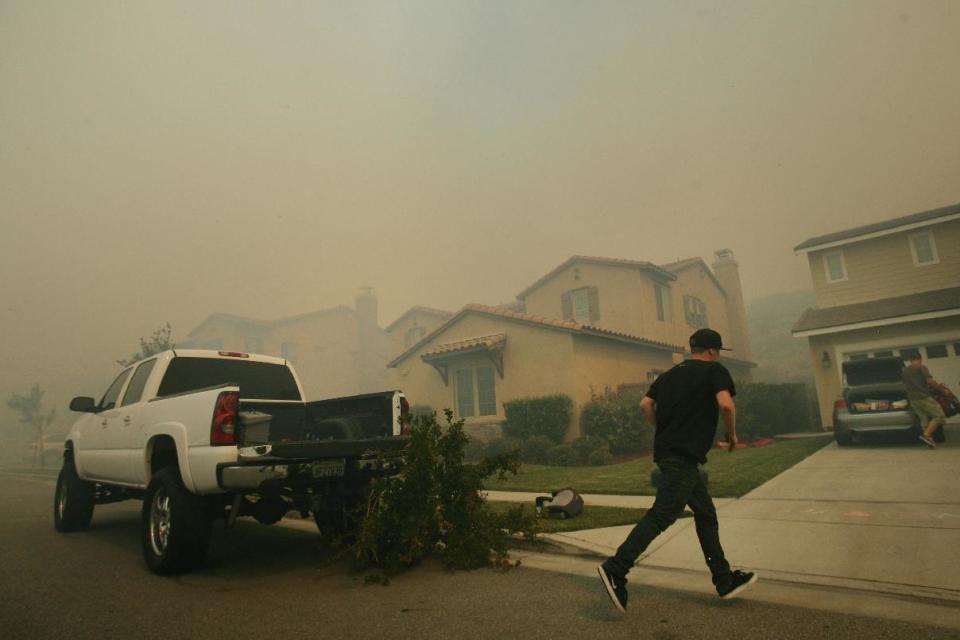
[217,436,409,491]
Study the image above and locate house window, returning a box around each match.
[848,354,869,361]
[926,344,948,359]
[455,368,475,417]
[873,350,893,358]
[683,295,708,329]
[561,286,599,323]
[822,251,847,283]
[404,326,426,347]
[454,366,498,418]
[654,284,672,322]
[476,367,497,416]
[909,231,939,266]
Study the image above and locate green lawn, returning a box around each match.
[483,435,832,498]
[486,501,659,533]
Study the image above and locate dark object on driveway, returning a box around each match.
[833,357,944,446]
[651,466,708,488]
[535,487,584,519]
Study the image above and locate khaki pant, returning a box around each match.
[911,396,946,431]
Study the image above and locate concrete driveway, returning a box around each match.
[631,426,960,601]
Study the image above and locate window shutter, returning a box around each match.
[561,291,573,321]
[587,286,600,322]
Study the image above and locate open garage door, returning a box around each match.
[841,340,960,424]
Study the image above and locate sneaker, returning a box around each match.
[717,570,758,600]
[919,435,937,449]
[597,565,628,613]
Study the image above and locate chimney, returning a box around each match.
[711,250,752,361]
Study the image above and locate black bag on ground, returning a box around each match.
[535,487,584,519]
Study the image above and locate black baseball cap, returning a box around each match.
[689,328,731,351]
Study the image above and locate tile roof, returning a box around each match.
[516,255,676,300]
[421,333,506,359]
[792,286,960,334]
[794,202,960,252]
[384,306,453,333]
[388,302,685,367]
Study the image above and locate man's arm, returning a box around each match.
[717,390,737,451]
[640,396,656,428]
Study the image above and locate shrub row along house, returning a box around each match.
[388,251,755,441]
[792,202,960,428]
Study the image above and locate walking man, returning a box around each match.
[598,328,756,612]
[902,352,947,449]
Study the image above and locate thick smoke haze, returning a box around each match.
[2,1,958,424]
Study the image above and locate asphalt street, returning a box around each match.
[0,469,956,640]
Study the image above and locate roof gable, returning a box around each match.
[516,255,676,300]
[388,303,684,367]
[659,257,726,297]
[794,202,960,252]
[384,306,453,333]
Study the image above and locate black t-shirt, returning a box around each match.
[647,359,736,464]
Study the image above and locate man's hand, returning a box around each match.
[727,432,738,453]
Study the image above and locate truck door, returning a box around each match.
[81,367,133,481]
[116,358,158,483]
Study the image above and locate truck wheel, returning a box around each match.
[141,467,212,575]
[54,460,95,532]
[834,431,852,447]
[933,424,946,443]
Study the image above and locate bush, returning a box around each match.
[354,410,537,577]
[520,435,555,464]
[482,437,524,459]
[547,443,579,467]
[502,395,573,443]
[714,382,818,442]
[580,387,653,455]
[570,436,610,465]
[587,448,614,466]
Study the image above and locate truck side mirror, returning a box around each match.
[69,396,97,413]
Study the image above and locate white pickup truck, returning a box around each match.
[55,349,409,574]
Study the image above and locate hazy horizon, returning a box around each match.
[2,1,958,426]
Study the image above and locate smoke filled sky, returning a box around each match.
[1,1,959,414]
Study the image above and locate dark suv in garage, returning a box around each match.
[833,357,945,446]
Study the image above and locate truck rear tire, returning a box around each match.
[834,430,852,447]
[933,424,946,443]
[54,460,95,532]
[141,467,212,575]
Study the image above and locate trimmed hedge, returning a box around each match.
[502,395,573,443]
[580,387,654,455]
[715,382,820,442]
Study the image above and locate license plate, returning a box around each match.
[311,459,345,478]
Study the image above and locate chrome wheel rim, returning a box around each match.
[149,488,172,556]
[56,476,67,520]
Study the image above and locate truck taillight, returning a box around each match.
[211,391,239,446]
[834,399,847,410]
[399,395,410,435]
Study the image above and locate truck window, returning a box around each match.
[156,357,301,401]
[121,359,157,407]
[100,368,133,411]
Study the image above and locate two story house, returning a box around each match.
[792,203,960,427]
[388,250,754,441]
[180,288,391,401]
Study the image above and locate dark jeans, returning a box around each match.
[604,456,731,587]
